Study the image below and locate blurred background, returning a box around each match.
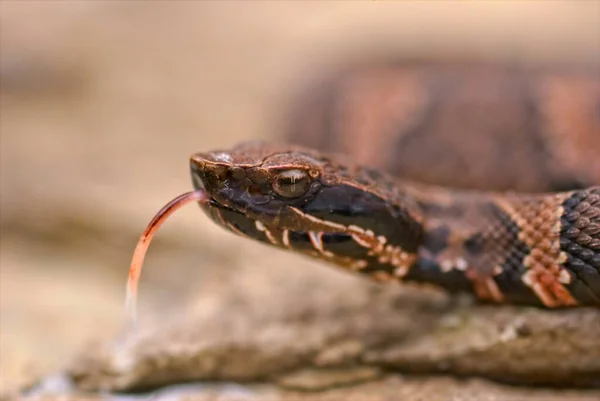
[1,1,599,394]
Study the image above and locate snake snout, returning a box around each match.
[189,154,231,194]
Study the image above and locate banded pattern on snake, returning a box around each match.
[128,61,600,313]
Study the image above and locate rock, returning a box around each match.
[21,376,600,401]
[275,367,382,391]
[53,252,600,393]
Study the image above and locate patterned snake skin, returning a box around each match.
[190,61,600,308]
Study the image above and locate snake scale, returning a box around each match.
[130,61,600,311]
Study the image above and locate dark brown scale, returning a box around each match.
[484,203,541,305]
[422,226,451,254]
[559,188,600,303]
[586,224,600,236]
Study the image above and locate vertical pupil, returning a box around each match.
[274,170,309,197]
[281,174,300,190]
[283,176,296,187]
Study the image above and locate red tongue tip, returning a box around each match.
[125,190,209,326]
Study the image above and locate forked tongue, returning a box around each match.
[125,190,209,328]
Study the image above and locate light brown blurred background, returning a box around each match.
[1,1,599,394]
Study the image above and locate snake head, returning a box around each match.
[190,141,422,274]
[190,141,331,232]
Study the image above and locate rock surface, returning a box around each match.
[60,259,600,392]
[22,376,600,401]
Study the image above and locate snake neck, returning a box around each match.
[400,185,600,306]
[408,196,498,298]
[400,183,527,302]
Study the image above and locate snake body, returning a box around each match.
[190,61,600,308]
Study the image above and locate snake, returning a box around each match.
[126,61,600,315]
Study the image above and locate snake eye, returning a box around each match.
[272,169,311,198]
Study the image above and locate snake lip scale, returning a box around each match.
[185,140,600,308]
